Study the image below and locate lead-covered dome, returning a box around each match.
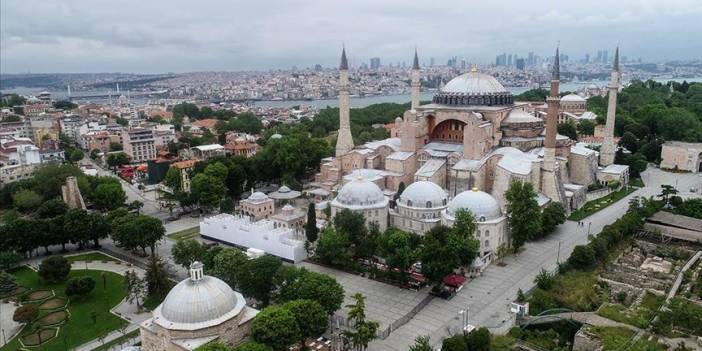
[333,176,387,208]
[433,68,513,107]
[399,181,448,209]
[155,262,245,331]
[445,188,502,221]
[247,191,269,202]
[561,93,586,103]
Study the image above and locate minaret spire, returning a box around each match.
[541,46,567,208]
[552,46,560,81]
[410,48,421,109]
[600,46,621,166]
[335,47,354,156]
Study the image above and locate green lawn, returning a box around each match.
[65,252,119,263]
[597,292,665,329]
[587,326,666,351]
[0,266,128,351]
[167,226,200,241]
[569,186,638,221]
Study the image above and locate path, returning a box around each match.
[0,302,22,347]
[369,167,702,350]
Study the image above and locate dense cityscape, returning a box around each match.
[1,1,702,351]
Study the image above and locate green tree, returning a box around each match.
[234,343,272,351]
[658,184,679,205]
[619,131,640,153]
[568,245,597,270]
[343,293,379,351]
[409,335,432,351]
[124,270,146,308]
[578,119,595,136]
[449,209,480,267]
[69,149,85,163]
[211,248,248,288]
[465,327,491,351]
[35,198,68,218]
[53,100,78,110]
[540,202,566,237]
[305,203,318,243]
[191,173,226,212]
[441,335,466,351]
[65,276,96,298]
[252,305,301,351]
[171,239,207,269]
[93,182,127,211]
[515,88,549,101]
[164,167,182,191]
[376,229,422,282]
[111,214,165,254]
[557,121,578,141]
[145,255,171,298]
[419,225,461,284]
[38,256,71,283]
[283,299,328,348]
[12,189,42,212]
[0,251,22,270]
[109,142,123,151]
[534,269,555,290]
[237,255,282,306]
[272,267,345,315]
[505,181,542,251]
[106,152,130,170]
[314,227,352,267]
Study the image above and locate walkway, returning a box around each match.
[521,312,642,332]
[0,302,22,347]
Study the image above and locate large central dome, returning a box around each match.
[433,68,513,107]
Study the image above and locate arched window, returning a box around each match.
[485,230,490,237]
[407,200,413,207]
[426,201,432,208]
[442,199,447,206]
[484,240,490,247]
[479,216,486,222]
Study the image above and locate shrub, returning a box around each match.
[535,269,556,290]
[568,245,597,270]
[38,256,71,283]
[65,276,96,298]
[13,304,38,323]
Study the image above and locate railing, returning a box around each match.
[378,293,434,339]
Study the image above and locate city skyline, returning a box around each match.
[1,0,702,74]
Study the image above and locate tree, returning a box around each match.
[128,200,144,214]
[35,198,68,218]
[0,271,18,295]
[0,251,21,270]
[145,255,170,298]
[65,276,96,298]
[578,119,595,136]
[283,299,328,348]
[13,305,38,323]
[409,335,432,351]
[164,167,182,191]
[314,227,352,267]
[557,121,578,141]
[541,202,566,237]
[305,203,318,243]
[237,255,282,306]
[191,173,226,212]
[109,142,123,151]
[343,293,379,351]
[441,335,467,351]
[449,209,480,267]
[53,100,78,110]
[12,189,42,212]
[212,248,248,289]
[376,229,422,282]
[171,239,207,269]
[333,209,367,255]
[124,270,146,308]
[658,184,679,205]
[106,152,130,170]
[505,181,542,251]
[112,214,165,254]
[272,267,344,315]
[619,131,640,153]
[234,342,272,351]
[93,182,127,211]
[252,305,301,351]
[465,327,491,351]
[534,269,555,290]
[63,208,93,248]
[569,245,597,270]
[69,149,85,163]
[38,256,71,283]
[515,88,549,101]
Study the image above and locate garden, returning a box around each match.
[0,263,127,351]
[569,185,638,221]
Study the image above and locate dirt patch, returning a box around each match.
[20,328,57,346]
[25,289,52,302]
[36,310,68,326]
[39,297,67,310]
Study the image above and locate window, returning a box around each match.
[407,200,413,207]
[485,230,490,237]
[484,240,490,247]
[426,201,432,208]
[479,216,486,222]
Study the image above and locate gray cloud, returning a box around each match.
[1,0,701,73]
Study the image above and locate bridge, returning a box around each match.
[67,89,168,101]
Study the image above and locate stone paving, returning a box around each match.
[0,302,22,347]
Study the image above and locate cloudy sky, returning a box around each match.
[1,0,701,73]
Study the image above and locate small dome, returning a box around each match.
[441,71,509,95]
[248,191,269,202]
[399,181,448,209]
[560,93,586,102]
[446,189,502,221]
[503,109,542,124]
[333,177,386,208]
[282,204,295,211]
[156,263,244,330]
[270,133,283,139]
[278,185,291,193]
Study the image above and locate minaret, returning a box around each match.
[335,47,354,156]
[543,47,560,172]
[411,49,421,110]
[599,47,620,166]
[189,261,204,281]
[541,47,567,207]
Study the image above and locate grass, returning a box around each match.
[629,178,645,187]
[569,186,638,221]
[597,292,665,329]
[587,326,667,351]
[530,269,605,315]
[0,266,128,351]
[91,329,140,351]
[167,226,200,241]
[65,252,119,263]
[491,335,516,351]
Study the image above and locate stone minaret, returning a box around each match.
[543,48,560,172]
[335,47,354,157]
[599,47,620,166]
[541,48,567,207]
[411,49,421,110]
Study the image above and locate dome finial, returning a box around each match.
[189,261,204,282]
[471,187,478,192]
[470,64,478,73]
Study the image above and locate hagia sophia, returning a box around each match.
[319,46,629,270]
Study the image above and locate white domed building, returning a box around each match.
[140,262,258,351]
[330,176,389,231]
[390,180,448,234]
[239,191,274,220]
[442,188,509,274]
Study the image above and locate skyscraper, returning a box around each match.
[370,57,381,70]
[430,57,435,67]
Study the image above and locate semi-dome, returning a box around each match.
[560,93,586,102]
[155,262,245,331]
[503,109,542,124]
[446,188,502,221]
[432,68,513,107]
[399,181,448,209]
[333,176,387,208]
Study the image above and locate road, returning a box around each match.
[368,168,702,350]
